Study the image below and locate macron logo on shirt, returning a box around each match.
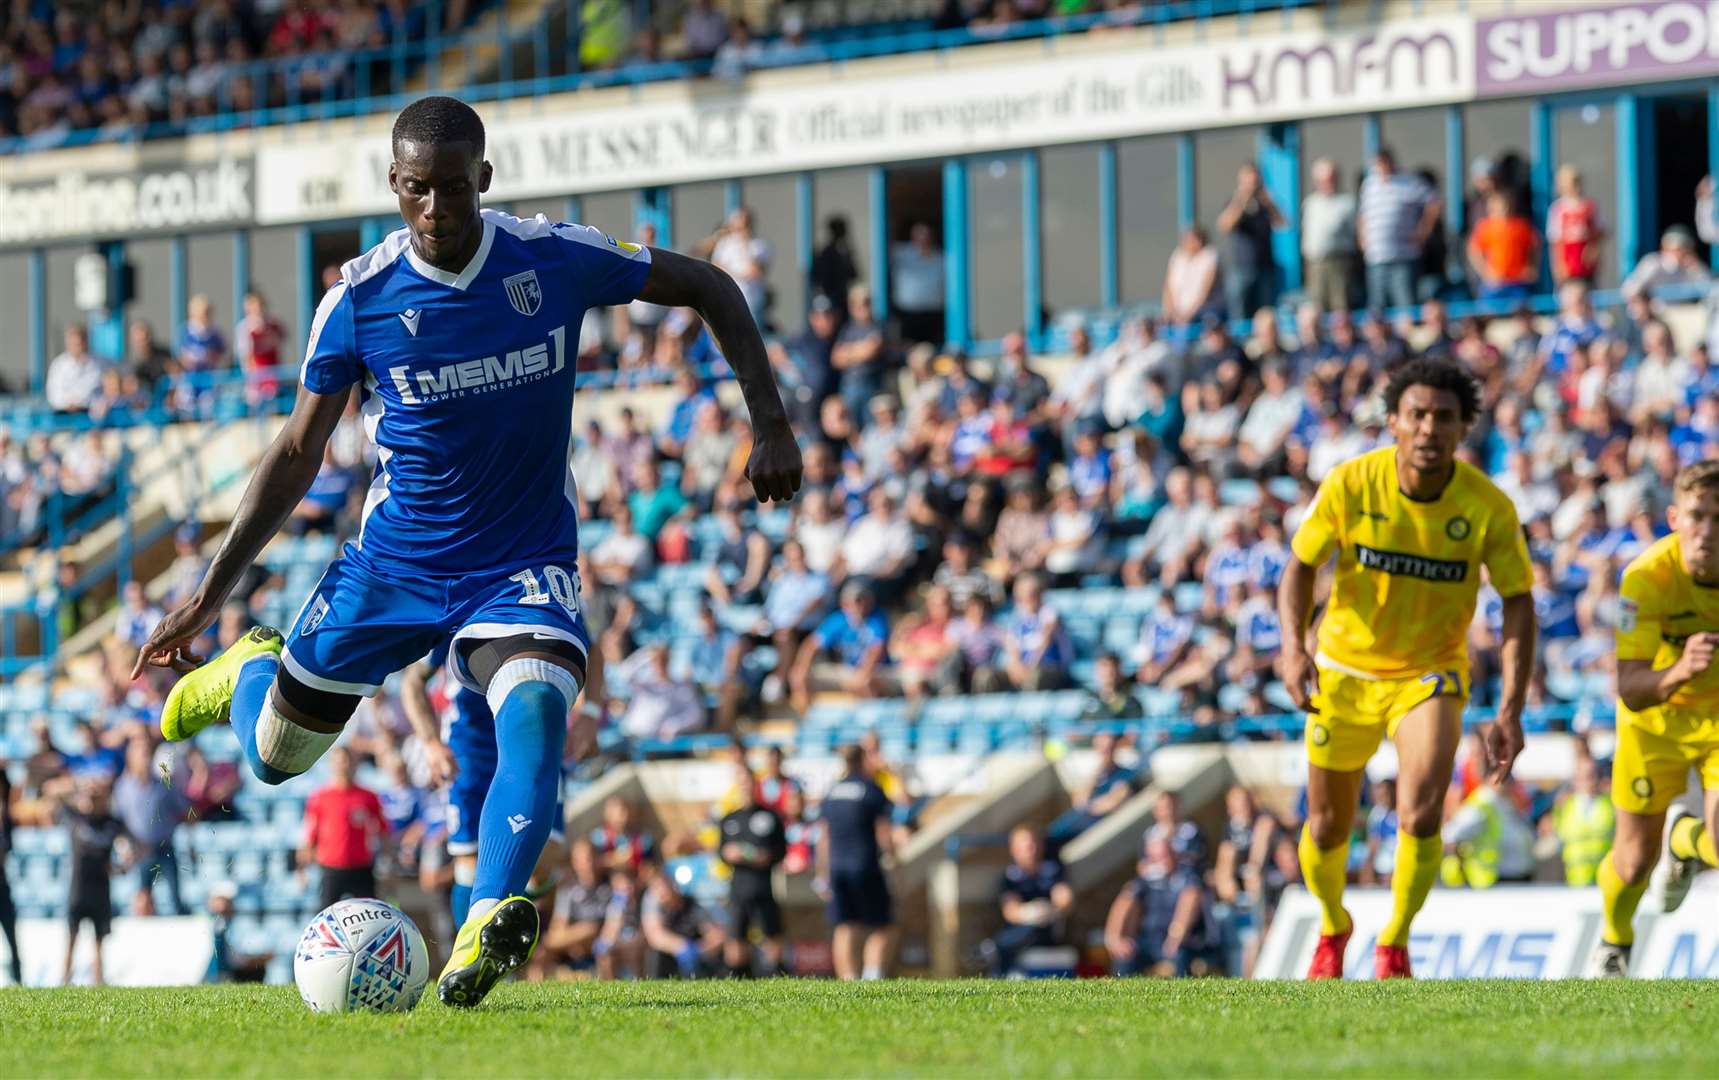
[387,324,567,405]
[398,309,421,336]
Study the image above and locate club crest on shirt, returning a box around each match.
[503,269,542,317]
[1445,516,1471,541]
[301,594,330,635]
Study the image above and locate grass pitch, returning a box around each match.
[3,979,1714,1078]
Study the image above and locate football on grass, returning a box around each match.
[293,898,429,1014]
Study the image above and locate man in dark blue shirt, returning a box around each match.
[1104,835,1212,977]
[818,744,895,980]
[983,826,1073,976]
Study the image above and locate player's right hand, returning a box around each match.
[130,599,217,680]
[1279,647,1316,710]
[1680,631,1718,679]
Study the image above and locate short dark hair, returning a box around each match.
[1384,357,1481,423]
[1674,459,1719,500]
[392,95,485,158]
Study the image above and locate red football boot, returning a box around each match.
[1306,912,1352,980]
[1374,943,1413,980]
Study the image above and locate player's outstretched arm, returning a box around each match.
[637,247,802,503]
[1486,591,1537,781]
[131,385,349,678]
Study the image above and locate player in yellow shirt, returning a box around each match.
[1586,460,1719,978]
[1278,358,1536,980]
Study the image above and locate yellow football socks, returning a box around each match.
[1379,829,1441,948]
[1669,816,1719,868]
[1598,850,1647,946]
[1299,824,1351,935]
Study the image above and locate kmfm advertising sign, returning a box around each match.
[252,15,1473,225]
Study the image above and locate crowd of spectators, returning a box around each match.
[1,0,1239,149]
[0,0,438,147]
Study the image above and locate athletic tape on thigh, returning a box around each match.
[485,656,582,717]
[254,688,340,774]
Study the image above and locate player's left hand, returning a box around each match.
[1480,714,1524,783]
[745,422,803,504]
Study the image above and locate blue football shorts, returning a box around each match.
[280,546,590,698]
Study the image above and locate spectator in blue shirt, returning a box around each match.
[1202,518,1252,610]
[981,826,1073,977]
[1671,395,1719,466]
[1067,426,1112,510]
[113,580,161,650]
[659,367,717,460]
[1361,777,1399,886]
[789,580,892,714]
[1105,834,1213,977]
[63,721,123,784]
[1048,730,1138,845]
[1537,280,1605,377]
[989,573,1071,693]
[290,444,355,536]
[1133,591,1194,687]
[678,603,746,729]
[1246,516,1290,591]
[754,539,830,704]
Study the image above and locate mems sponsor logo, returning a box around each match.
[388,325,567,405]
[1354,544,1468,583]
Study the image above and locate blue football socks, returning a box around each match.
[469,681,567,905]
[231,655,292,785]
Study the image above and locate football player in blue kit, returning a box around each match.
[133,95,802,1008]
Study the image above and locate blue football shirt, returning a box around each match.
[300,209,651,576]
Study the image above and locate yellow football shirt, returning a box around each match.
[1616,533,1719,736]
[1290,445,1532,679]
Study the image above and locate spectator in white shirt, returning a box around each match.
[708,207,772,326]
[1122,468,1213,587]
[1301,157,1358,312]
[1236,362,1304,472]
[1307,406,1372,482]
[793,488,847,575]
[890,222,946,347]
[680,0,729,58]
[1048,325,1104,436]
[1622,225,1711,300]
[1180,382,1241,473]
[836,488,915,592]
[47,325,106,413]
[1162,226,1220,326]
[1493,451,1560,524]
[615,644,705,741]
[1043,485,1100,583]
[1101,318,1181,429]
[1630,320,1690,424]
[113,580,162,649]
[589,503,654,588]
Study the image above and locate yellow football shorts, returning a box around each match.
[1611,709,1719,815]
[1305,663,1469,773]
